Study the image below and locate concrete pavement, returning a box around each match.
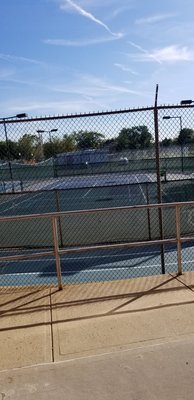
[1,272,194,398]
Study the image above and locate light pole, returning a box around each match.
[0,113,28,192]
[36,131,44,161]
[36,129,58,161]
[163,115,184,172]
[37,129,58,142]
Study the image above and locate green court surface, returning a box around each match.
[1,174,194,253]
[0,183,157,216]
[0,175,194,216]
[162,180,194,202]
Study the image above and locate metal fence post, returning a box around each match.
[145,183,151,240]
[51,216,63,290]
[55,189,64,247]
[175,205,182,275]
[3,119,14,193]
[154,84,165,274]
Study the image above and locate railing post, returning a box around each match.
[55,189,64,247]
[175,205,182,275]
[154,84,165,274]
[145,183,151,240]
[51,216,63,290]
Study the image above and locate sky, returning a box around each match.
[1,0,194,117]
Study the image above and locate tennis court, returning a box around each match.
[0,173,157,216]
[1,172,194,288]
[0,243,194,287]
[1,171,194,218]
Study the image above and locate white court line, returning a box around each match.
[0,251,163,263]
[0,192,42,214]
[0,247,184,261]
[2,260,194,275]
[82,183,97,198]
[134,176,147,202]
[0,193,24,206]
[0,265,161,276]
[0,260,184,276]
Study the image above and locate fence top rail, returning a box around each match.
[0,201,194,223]
[1,103,194,125]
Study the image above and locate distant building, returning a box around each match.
[55,149,109,165]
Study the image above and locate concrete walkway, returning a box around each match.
[1,271,194,398]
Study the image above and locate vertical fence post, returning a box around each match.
[175,205,182,275]
[3,119,14,193]
[55,189,64,247]
[145,183,151,240]
[154,84,165,274]
[52,216,63,290]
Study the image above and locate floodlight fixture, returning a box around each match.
[180,100,193,105]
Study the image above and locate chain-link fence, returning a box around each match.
[1,103,194,289]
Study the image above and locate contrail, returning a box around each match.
[61,0,123,38]
[128,41,162,64]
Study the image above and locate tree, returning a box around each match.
[43,134,77,159]
[102,138,117,152]
[0,140,19,160]
[0,141,7,160]
[74,130,105,150]
[138,126,153,148]
[177,128,194,145]
[62,134,77,152]
[18,134,39,160]
[117,125,152,150]
[161,138,173,147]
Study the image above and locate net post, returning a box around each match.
[51,216,63,290]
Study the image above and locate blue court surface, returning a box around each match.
[0,243,194,287]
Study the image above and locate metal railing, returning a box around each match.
[1,200,194,290]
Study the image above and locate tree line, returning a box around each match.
[0,126,193,162]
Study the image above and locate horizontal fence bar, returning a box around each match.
[0,107,155,125]
[1,235,194,265]
[59,238,178,255]
[0,251,54,263]
[1,200,194,223]
[179,236,194,242]
[1,202,194,286]
[1,103,194,126]
[0,239,177,263]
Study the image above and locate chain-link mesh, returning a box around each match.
[1,105,194,289]
[158,106,194,274]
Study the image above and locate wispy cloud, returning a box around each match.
[106,5,134,21]
[128,41,162,64]
[130,45,194,63]
[0,53,46,66]
[0,70,152,116]
[135,13,177,25]
[0,68,14,79]
[50,73,150,99]
[44,35,123,46]
[114,63,138,75]
[60,0,123,38]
